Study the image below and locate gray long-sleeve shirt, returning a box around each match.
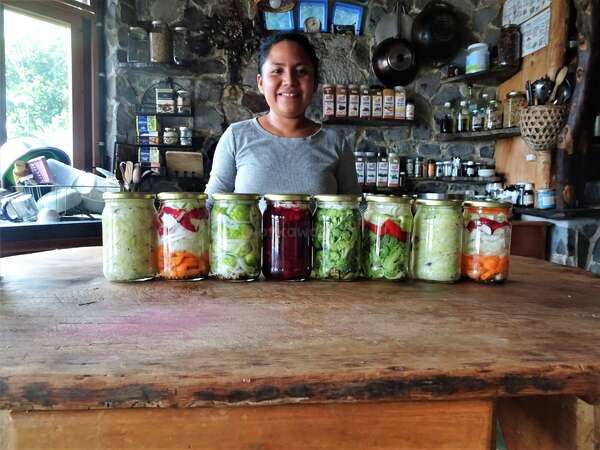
[204,118,360,197]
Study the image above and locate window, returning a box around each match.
[0,0,99,170]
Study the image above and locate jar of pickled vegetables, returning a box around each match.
[462,200,512,283]
[102,192,157,282]
[156,192,209,280]
[363,195,412,280]
[210,193,261,281]
[313,195,362,280]
[263,194,312,281]
[411,199,463,282]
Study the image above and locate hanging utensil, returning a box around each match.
[525,80,532,106]
[532,76,554,105]
[398,2,413,42]
[548,66,568,104]
[372,37,417,87]
[132,163,141,192]
[554,78,572,105]
[119,161,129,192]
[375,3,401,45]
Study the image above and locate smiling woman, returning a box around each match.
[204,32,360,197]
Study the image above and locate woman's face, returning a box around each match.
[257,40,317,120]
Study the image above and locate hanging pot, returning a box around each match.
[372,38,417,87]
[411,0,461,63]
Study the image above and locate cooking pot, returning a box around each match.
[411,0,460,62]
[372,38,416,87]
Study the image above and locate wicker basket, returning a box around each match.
[519,105,569,152]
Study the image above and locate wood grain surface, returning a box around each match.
[1,247,600,411]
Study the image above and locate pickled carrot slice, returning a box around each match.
[462,254,509,282]
[159,250,209,279]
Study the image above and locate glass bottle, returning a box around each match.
[462,200,512,283]
[504,91,527,128]
[172,26,191,66]
[411,199,463,282]
[313,195,362,280]
[149,20,171,63]
[102,192,157,281]
[471,94,484,131]
[210,193,261,280]
[127,26,149,63]
[457,100,470,132]
[440,101,455,133]
[156,193,210,280]
[363,195,413,280]
[263,194,312,281]
[498,25,521,67]
[485,99,502,130]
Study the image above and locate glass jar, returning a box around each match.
[382,88,395,119]
[127,26,149,63]
[348,84,360,118]
[263,194,312,281]
[335,84,347,118]
[498,25,521,67]
[157,193,209,280]
[411,199,463,282]
[359,85,371,119]
[466,43,489,74]
[313,195,362,280]
[354,152,365,186]
[176,89,192,115]
[504,91,527,127]
[210,193,261,281]
[323,84,335,119]
[102,192,157,282]
[485,100,503,130]
[179,126,192,146]
[406,102,415,120]
[394,86,406,120]
[172,26,191,66]
[163,127,179,145]
[149,20,171,63]
[457,100,470,132]
[363,195,412,280]
[370,86,383,119]
[462,201,512,283]
[439,101,454,133]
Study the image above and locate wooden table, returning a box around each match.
[1,247,600,449]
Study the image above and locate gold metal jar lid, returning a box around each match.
[365,194,412,204]
[211,193,260,201]
[314,194,362,203]
[157,192,207,201]
[103,192,155,200]
[463,200,512,209]
[415,198,463,206]
[264,194,312,202]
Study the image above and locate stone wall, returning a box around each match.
[104,0,502,190]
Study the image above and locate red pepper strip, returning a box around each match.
[466,217,510,234]
[366,219,408,242]
[158,206,205,234]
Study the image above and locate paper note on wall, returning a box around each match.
[520,8,551,57]
[502,0,551,25]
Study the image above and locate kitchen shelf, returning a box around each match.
[136,112,193,117]
[323,118,414,127]
[408,176,501,184]
[132,143,197,149]
[440,65,520,86]
[514,206,600,219]
[118,62,193,71]
[436,127,521,142]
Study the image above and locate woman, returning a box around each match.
[205,32,360,196]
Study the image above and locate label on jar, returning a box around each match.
[366,161,377,185]
[406,159,414,177]
[472,114,483,131]
[377,161,389,187]
[335,93,347,117]
[355,160,365,184]
[394,92,406,120]
[406,103,415,120]
[388,161,400,188]
[323,90,335,118]
[360,94,371,119]
[348,93,360,118]
[383,92,395,119]
[372,96,383,119]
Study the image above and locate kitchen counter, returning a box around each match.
[1,247,600,449]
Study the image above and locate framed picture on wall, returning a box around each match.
[331,2,364,35]
[263,11,295,31]
[297,0,328,32]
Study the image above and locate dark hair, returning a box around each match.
[257,32,319,79]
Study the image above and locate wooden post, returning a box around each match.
[555,0,600,209]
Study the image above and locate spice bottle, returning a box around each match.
[322,84,335,119]
[348,84,360,118]
[382,88,395,119]
[377,151,389,188]
[365,152,377,189]
[427,159,436,178]
[176,89,192,115]
[371,86,383,119]
[457,100,470,132]
[150,20,171,63]
[354,152,365,186]
[406,101,415,120]
[388,151,401,188]
[359,85,371,119]
[405,158,414,177]
[414,156,422,178]
[335,84,348,118]
[394,86,406,120]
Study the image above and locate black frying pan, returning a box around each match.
[372,38,417,87]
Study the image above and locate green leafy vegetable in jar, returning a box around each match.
[313,195,362,280]
[363,196,412,280]
[210,193,261,280]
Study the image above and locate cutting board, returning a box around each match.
[166,151,203,178]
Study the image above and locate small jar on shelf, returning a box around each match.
[149,20,171,63]
[127,26,149,63]
[172,26,191,66]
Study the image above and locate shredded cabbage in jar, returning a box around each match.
[210,201,261,280]
[102,199,157,281]
[411,204,462,282]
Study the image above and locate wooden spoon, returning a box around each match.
[549,66,568,104]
